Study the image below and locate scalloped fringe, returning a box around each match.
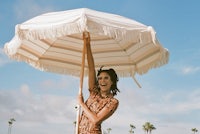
[4,47,169,77]
[137,48,169,75]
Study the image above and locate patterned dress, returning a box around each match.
[79,91,119,134]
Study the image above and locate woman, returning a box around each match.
[78,32,120,134]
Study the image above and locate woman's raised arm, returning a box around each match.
[83,32,96,91]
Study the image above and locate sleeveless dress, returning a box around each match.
[79,91,119,134]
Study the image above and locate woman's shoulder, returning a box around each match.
[110,97,119,105]
[105,97,119,112]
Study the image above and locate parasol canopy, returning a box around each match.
[4,8,169,82]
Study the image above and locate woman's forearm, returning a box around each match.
[80,102,100,125]
[83,32,96,90]
[86,39,95,71]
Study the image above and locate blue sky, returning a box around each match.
[0,0,200,134]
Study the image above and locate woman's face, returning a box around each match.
[98,72,113,93]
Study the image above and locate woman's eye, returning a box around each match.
[104,76,109,79]
[98,77,102,80]
[98,76,109,80]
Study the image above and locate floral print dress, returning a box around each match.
[79,91,119,134]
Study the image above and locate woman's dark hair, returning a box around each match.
[96,66,120,96]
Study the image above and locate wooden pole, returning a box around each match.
[75,32,87,134]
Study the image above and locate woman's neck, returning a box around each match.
[100,91,111,98]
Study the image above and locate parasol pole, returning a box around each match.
[75,32,87,134]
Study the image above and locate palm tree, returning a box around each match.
[149,124,156,134]
[8,118,16,134]
[107,128,112,134]
[191,128,198,134]
[143,122,156,134]
[129,124,136,133]
[103,128,112,134]
[73,121,76,134]
[143,122,150,134]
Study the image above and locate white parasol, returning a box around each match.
[4,8,169,133]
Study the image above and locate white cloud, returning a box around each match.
[0,85,77,134]
[103,85,200,134]
[1,83,200,134]
[148,89,200,114]
[39,76,80,91]
[181,66,200,75]
[167,60,200,76]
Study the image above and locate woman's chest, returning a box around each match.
[86,96,110,113]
